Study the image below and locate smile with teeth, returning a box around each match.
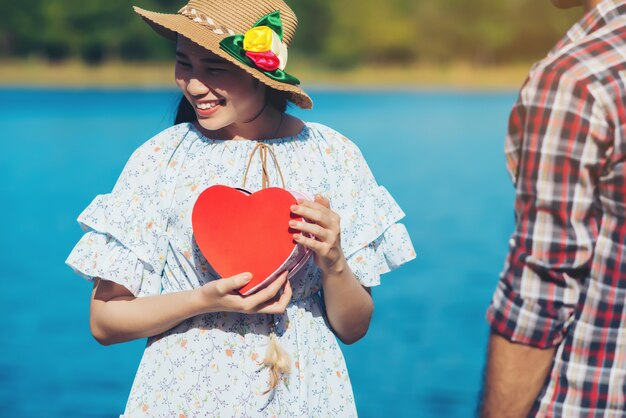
[196,101,221,110]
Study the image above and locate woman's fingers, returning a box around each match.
[314,194,331,209]
[241,270,289,308]
[255,279,293,314]
[215,272,253,295]
[206,272,293,314]
[293,233,325,253]
[291,200,337,228]
[289,219,329,241]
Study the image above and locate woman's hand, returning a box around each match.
[289,195,373,344]
[289,195,346,275]
[197,270,292,315]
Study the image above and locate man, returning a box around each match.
[481,0,626,416]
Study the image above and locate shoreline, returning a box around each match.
[0,60,530,90]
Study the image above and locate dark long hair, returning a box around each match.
[174,87,290,125]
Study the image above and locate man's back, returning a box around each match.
[484,1,626,416]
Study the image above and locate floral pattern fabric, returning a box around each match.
[66,122,415,417]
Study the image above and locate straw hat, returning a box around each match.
[134,0,312,109]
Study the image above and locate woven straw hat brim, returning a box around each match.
[133,6,313,109]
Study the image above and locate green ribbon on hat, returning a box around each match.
[219,10,300,85]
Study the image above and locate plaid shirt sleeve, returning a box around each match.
[487,67,610,348]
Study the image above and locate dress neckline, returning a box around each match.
[187,121,309,145]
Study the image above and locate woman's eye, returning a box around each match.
[205,68,224,74]
[176,60,192,68]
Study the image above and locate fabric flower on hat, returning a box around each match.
[243,26,288,71]
[219,10,299,85]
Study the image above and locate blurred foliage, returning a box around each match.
[0,0,581,66]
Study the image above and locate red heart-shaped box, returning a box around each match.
[192,185,312,295]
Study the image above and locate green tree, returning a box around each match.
[0,0,581,65]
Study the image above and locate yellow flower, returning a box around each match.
[243,26,279,53]
[243,26,288,71]
[243,26,289,71]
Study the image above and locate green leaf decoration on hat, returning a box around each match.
[256,10,284,40]
[219,10,300,85]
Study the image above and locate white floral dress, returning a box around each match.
[66,122,415,417]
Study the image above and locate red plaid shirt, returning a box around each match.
[487,0,626,415]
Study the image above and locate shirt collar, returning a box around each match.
[549,0,626,55]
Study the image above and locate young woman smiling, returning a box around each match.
[66,0,415,416]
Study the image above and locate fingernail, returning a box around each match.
[242,273,252,281]
[289,220,296,227]
[293,234,301,240]
[291,204,298,211]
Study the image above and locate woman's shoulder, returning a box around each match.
[304,121,343,139]
[303,121,364,156]
[122,123,195,172]
[132,123,193,158]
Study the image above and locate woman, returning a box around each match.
[66,0,415,416]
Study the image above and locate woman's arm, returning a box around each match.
[290,196,374,344]
[90,270,292,345]
[320,265,373,344]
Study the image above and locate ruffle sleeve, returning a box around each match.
[65,124,193,297]
[65,230,162,297]
[315,124,416,287]
[344,186,415,287]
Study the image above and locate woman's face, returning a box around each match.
[175,36,266,133]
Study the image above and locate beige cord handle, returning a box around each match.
[242,142,286,190]
[242,141,291,394]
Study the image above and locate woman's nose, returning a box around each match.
[186,77,210,96]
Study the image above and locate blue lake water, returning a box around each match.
[0,87,517,417]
